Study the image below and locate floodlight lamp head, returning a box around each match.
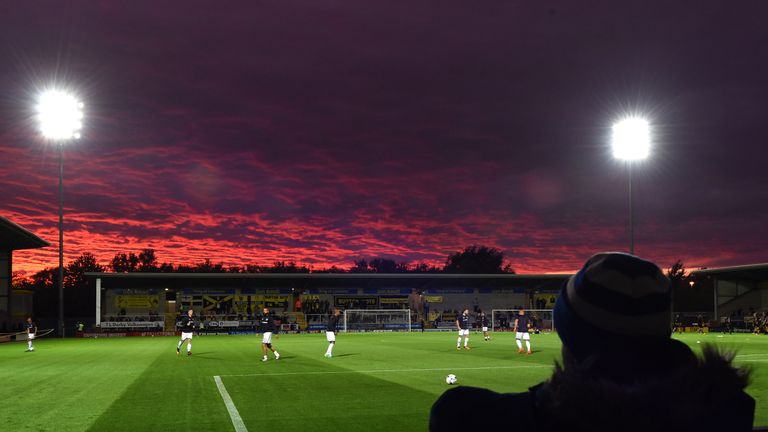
[37,90,84,140]
[612,117,650,161]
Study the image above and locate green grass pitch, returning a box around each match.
[1,332,766,431]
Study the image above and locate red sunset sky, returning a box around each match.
[1,1,767,276]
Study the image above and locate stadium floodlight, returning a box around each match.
[37,89,84,338]
[611,116,651,255]
[37,90,84,140]
[612,117,650,161]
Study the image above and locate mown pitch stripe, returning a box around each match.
[214,375,248,432]
[218,364,550,378]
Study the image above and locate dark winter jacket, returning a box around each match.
[430,342,755,432]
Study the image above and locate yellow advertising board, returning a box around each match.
[380,296,408,304]
[115,295,160,310]
[250,295,290,302]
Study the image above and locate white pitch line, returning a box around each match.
[214,375,248,432]
[218,364,550,378]
[735,354,768,358]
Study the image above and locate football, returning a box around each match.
[445,374,457,385]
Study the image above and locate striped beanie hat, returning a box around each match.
[554,252,672,360]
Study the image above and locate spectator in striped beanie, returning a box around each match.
[553,252,674,364]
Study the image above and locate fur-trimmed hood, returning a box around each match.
[535,344,754,431]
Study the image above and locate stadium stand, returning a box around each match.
[85,272,567,333]
[0,216,49,333]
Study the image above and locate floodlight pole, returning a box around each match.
[36,89,83,339]
[612,117,649,256]
[628,163,634,255]
[58,142,65,337]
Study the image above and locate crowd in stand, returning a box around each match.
[302,298,331,315]
[750,310,768,334]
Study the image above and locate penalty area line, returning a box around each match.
[214,375,248,432]
[218,364,550,378]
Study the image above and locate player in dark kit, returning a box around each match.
[673,313,683,334]
[514,309,532,355]
[259,308,280,361]
[325,308,341,358]
[176,309,196,355]
[481,312,491,341]
[25,317,37,352]
[456,309,471,350]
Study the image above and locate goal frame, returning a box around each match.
[342,309,412,333]
[491,309,554,332]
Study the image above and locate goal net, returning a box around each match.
[491,309,554,332]
[342,309,412,332]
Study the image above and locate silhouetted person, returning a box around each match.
[430,252,755,432]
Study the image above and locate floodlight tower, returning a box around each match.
[37,90,84,337]
[611,117,650,255]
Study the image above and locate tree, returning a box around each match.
[667,260,687,289]
[411,262,440,273]
[267,261,310,273]
[65,253,104,289]
[350,259,370,273]
[349,258,408,273]
[158,262,175,272]
[110,252,139,272]
[137,249,159,272]
[444,245,512,274]
[368,258,407,273]
[193,259,226,273]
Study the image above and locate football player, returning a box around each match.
[259,308,280,361]
[25,317,37,352]
[325,308,341,358]
[176,309,196,356]
[456,309,471,350]
[514,309,532,355]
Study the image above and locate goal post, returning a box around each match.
[491,309,554,332]
[342,309,412,332]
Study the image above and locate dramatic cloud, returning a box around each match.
[2,0,767,275]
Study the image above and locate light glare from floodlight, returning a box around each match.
[37,90,84,140]
[612,117,650,161]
